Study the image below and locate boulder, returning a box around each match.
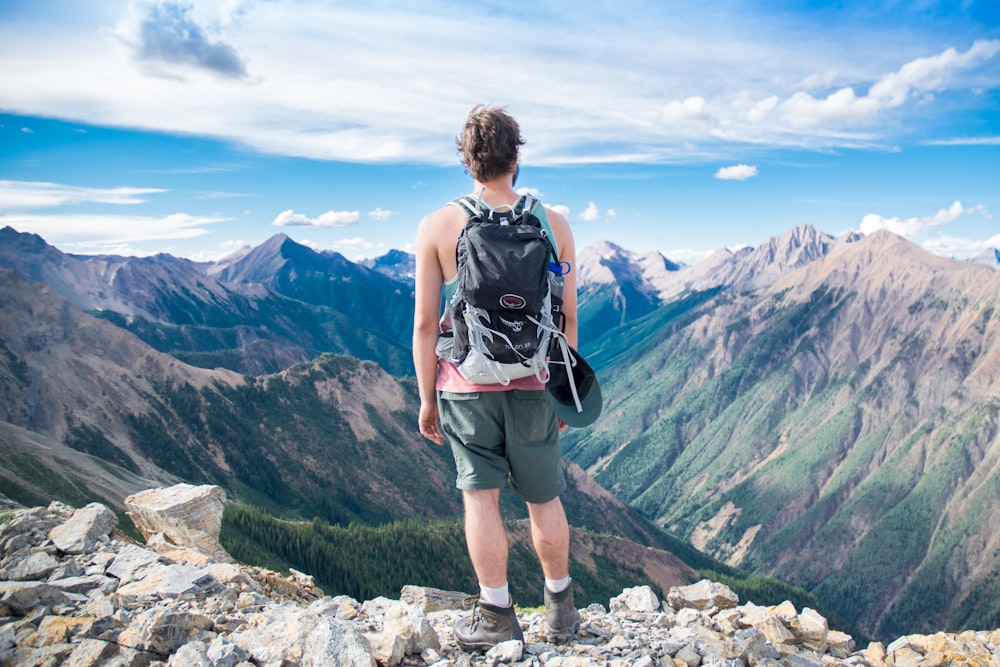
[125,484,232,562]
[48,503,116,554]
[610,585,662,613]
[666,579,739,611]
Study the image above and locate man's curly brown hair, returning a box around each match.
[456,105,525,183]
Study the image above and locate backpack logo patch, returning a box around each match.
[499,294,526,310]
[498,314,525,332]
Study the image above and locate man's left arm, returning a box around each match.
[547,207,578,349]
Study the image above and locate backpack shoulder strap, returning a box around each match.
[513,193,538,215]
[448,195,480,219]
[448,192,557,257]
[531,201,558,258]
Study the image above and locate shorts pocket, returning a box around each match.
[510,390,556,445]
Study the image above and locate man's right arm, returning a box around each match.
[413,212,446,445]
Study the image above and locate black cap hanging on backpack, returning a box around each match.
[546,343,603,428]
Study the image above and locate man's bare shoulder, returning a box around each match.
[543,204,569,228]
[417,203,467,246]
[543,204,574,251]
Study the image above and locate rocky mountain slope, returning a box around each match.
[563,230,1000,640]
[0,264,699,603]
[3,487,996,666]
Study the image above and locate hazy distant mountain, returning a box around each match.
[968,247,1000,268]
[0,228,415,376]
[646,224,852,301]
[565,230,1000,640]
[0,226,234,318]
[574,225,846,341]
[362,249,416,284]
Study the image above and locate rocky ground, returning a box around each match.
[1,484,998,666]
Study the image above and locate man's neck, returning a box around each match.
[472,176,518,207]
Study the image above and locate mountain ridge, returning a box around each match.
[562,230,1000,639]
[0,227,415,376]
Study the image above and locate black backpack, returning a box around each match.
[438,192,567,384]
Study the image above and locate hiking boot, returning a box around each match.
[453,600,524,651]
[543,584,579,643]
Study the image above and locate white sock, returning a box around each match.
[546,576,571,593]
[479,582,511,607]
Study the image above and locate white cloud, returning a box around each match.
[272,209,360,227]
[921,233,1000,260]
[922,136,1000,146]
[576,202,616,224]
[367,208,394,221]
[0,180,165,211]
[662,97,715,125]
[0,211,229,253]
[0,4,997,165]
[869,40,1000,107]
[331,237,383,258]
[732,91,779,123]
[715,164,759,180]
[859,201,991,236]
[780,87,881,128]
[550,204,570,218]
[780,40,1000,129]
[333,237,369,248]
[666,248,714,265]
[579,202,600,222]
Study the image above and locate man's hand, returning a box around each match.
[419,400,444,445]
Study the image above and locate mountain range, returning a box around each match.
[564,229,1000,640]
[0,227,414,377]
[2,222,1000,641]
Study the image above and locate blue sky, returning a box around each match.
[1,0,998,265]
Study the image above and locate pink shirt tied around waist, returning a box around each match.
[436,357,546,393]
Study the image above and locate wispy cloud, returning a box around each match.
[367,208,395,221]
[1,3,996,166]
[777,40,1000,129]
[860,201,991,236]
[272,209,360,228]
[715,165,758,181]
[0,180,165,211]
[578,202,617,224]
[921,233,1000,259]
[922,136,1000,146]
[0,211,230,252]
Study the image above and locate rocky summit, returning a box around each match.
[1,485,998,667]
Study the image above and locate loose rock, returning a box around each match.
[0,490,996,666]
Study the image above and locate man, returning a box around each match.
[413,105,580,650]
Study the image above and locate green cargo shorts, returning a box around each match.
[437,389,566,504]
